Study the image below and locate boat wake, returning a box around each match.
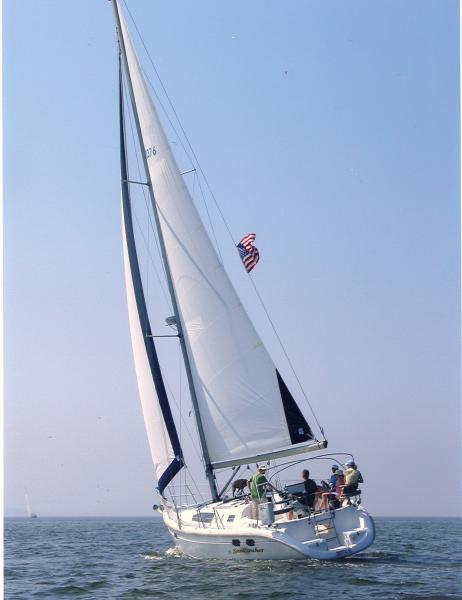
[141,547,187,561]
[141,551,167,561]
[165,546,185,558]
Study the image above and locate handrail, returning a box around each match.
[195,507,206,528]
[213,508,224,529]
[168,484,204,508]
[171,497,182,529]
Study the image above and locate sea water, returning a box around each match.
[4,517,461,599]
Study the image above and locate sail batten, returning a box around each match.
[114,0,320,474]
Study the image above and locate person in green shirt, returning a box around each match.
[249,466,268,500]
[248,465,279,519]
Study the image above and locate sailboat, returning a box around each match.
[111,0,375,560]
[24,490,37,519]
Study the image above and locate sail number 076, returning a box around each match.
[145,146,157,159]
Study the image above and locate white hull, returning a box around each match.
[161,499,375,561]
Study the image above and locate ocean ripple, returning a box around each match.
[4,517,462,600]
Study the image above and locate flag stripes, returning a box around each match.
[237,233,260,273]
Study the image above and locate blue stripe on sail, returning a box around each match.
[157,459,184,495]
[119,58,183,495]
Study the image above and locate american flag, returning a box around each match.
[237,233,260,273]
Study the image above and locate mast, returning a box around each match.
[112,0,219,501]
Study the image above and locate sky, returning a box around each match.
[4,0,460,518]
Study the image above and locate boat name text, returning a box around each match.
[232,547,264,554]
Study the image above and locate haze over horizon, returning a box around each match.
[4,0,460,519]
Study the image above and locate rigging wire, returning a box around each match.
[121,0,326,440]
[193,170,224,265]
[130,208,169,310]
[123,77,172,308]
[163,367,203,465]
[184,465,206,504]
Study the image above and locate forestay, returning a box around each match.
[115,0,321,468]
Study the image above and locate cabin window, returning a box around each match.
[192,512,214,523]
[232,539,240,546]
[227,515,235,522]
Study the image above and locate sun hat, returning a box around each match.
[257,464,267,471]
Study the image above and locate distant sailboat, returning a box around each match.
[110,0,375,559]
[24,491,37,519]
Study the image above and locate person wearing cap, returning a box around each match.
[320,466,344,511]
[248,465,278,519]
[342,460,363,496]
[248,465,276,500]
[329,465,340,490]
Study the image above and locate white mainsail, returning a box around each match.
[116,1,320,468]
[24,490,37,518]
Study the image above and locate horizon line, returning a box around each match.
[5,514,462,519]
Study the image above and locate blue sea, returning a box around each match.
[4,517,461,599]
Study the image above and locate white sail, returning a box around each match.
[122,206,176,483]
[116,2,318,467]
[24,490,37,518]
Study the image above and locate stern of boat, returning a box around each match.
[273,504,375,560]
